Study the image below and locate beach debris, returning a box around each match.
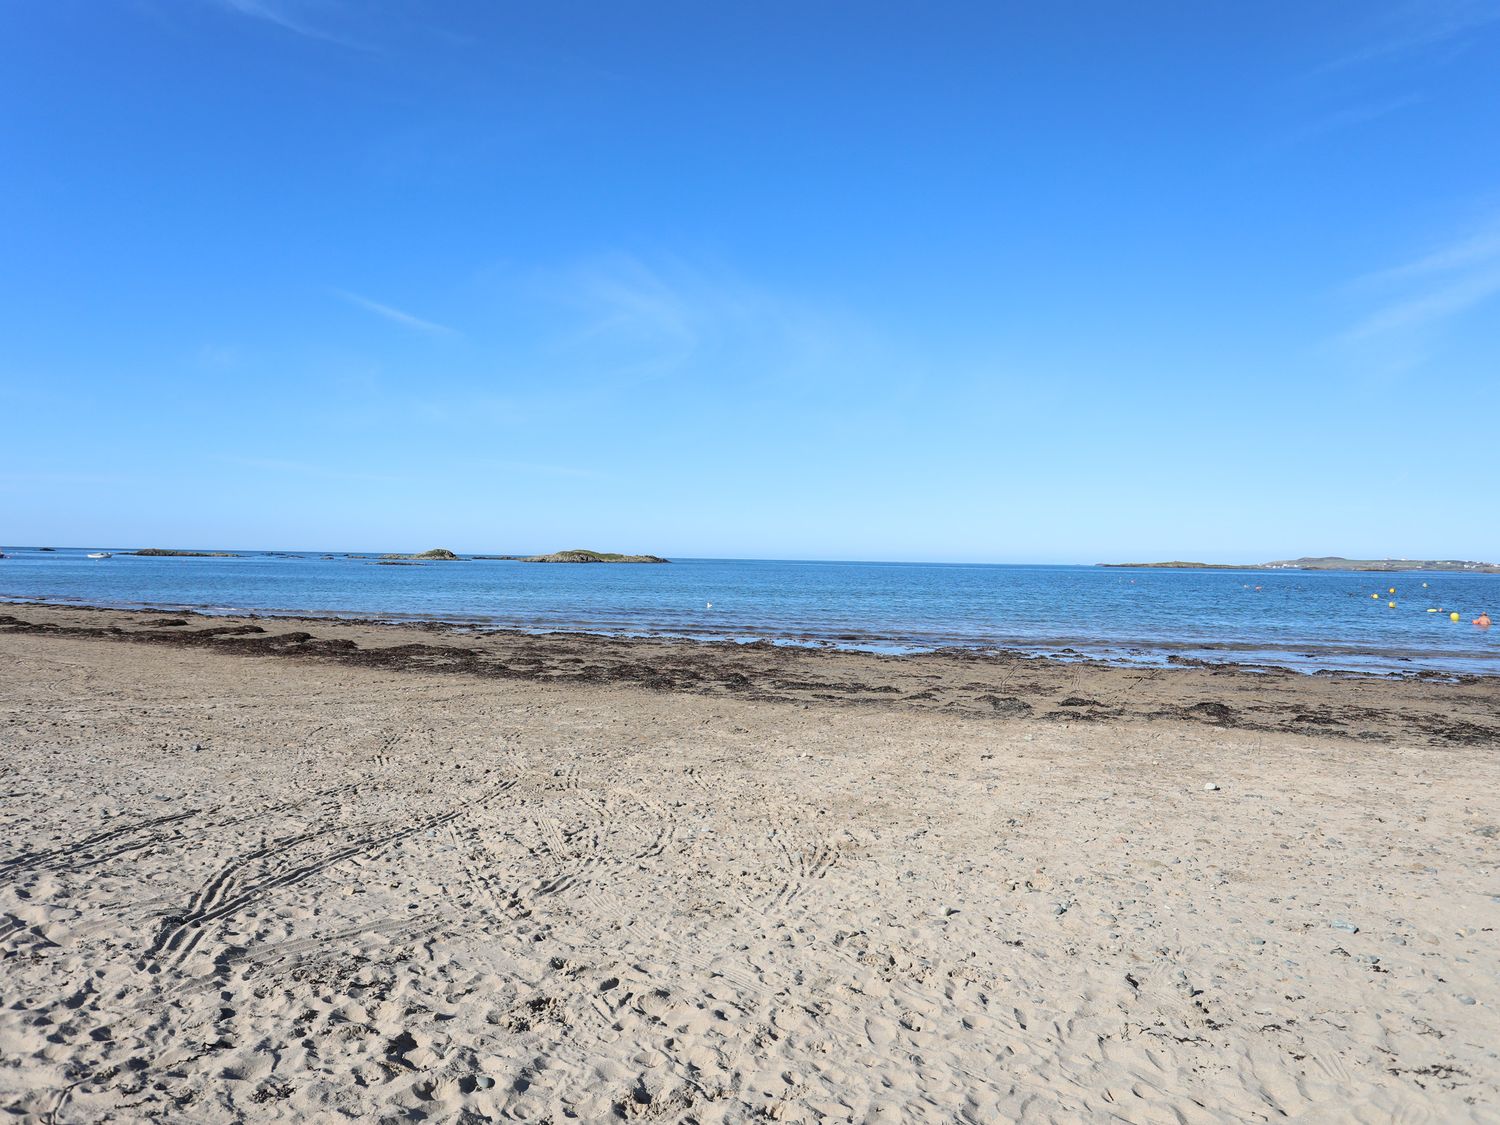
[474,1075,496,1089]
[1203,782,1220,792]
[1330,920,1359,933]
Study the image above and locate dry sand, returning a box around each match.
[1,606,1498,1122]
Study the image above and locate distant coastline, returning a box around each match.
[47,547,675,565]
[1100,556,1500,574]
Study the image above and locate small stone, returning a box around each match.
[1052,903,1068,916]
[1458,995,1477,1006]
[474,1076,495,1089]
[1330,920,1359,933]
[1203,783,1220,792]
[1249,938,1265,946]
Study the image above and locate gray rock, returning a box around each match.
[1330,920,1359,933]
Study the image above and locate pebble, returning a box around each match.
[474,1076,495,1089]
[1330,920,1359,933]
[1052,903,1068,916]
[1203,783,1220,792]
[1249,938,1265,946]
[1458,995,1477,1006]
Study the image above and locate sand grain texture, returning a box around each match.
[1,611,1497,1122]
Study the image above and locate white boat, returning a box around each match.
[87,552,112,559]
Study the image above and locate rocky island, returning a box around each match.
[129,549,241,558]
[378,548,462,561]
[521,549,670,564]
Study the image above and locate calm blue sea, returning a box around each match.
[3,547,1498,675]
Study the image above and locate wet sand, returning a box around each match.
[1,605,1498,1121]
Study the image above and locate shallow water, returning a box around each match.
[2,547,1497,675]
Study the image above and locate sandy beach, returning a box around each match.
[2,605,1498,1122]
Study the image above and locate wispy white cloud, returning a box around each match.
[333,289,458,337]
[1277,93,1423,147]
[1336,216,1500,366]
[1344,268,1500,343]
[210,0,371,50]
[315,253,881,442]
[1352,227,1500,288]
[196,343,241,369]
[1318,0,1499,72]
[540,252,873,392]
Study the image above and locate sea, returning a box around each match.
[2,547,1498,676]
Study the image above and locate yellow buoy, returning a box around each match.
[1388,587,1396,594]
[1428,608,1438,613]
[1388,601,1397,608]
[1371,593,1379,599]
[1451,612,1461,622]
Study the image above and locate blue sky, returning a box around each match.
[2,1,1498,562]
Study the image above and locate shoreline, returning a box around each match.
[4,594,1497,679]
[3,602,1497,747]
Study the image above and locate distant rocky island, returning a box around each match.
[130,548,241,558]
[1102,556,1500,574]
[372,548,669,564]
[380,548,462,561]
[521,549,669,564]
